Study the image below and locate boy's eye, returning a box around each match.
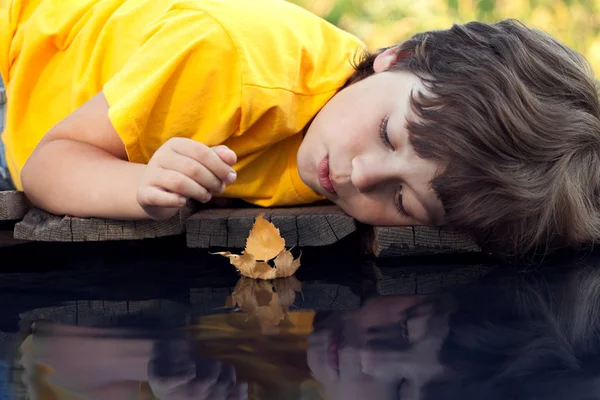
[379,116,393,149]
[395,187,410,218]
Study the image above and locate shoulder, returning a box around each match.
[172,0,329,29]
[172,0,365,91]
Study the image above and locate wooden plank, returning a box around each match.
[362,225,481,257]
[13,207,192,242]
[186,205,357,248]
[0,190,29,221]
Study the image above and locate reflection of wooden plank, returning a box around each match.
[190,288,233,316]
[189,283,361,315]
[0,190,29,221]
[362,225,481,257]
[373,264,497,295]
[0,229,27,248]
[18,300,188,328]
[13,205,196,242]
[186,205,356,248]
[373,266,417,295]
[299,282,360,310]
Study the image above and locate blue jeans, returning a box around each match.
[0,361,15,400]
[0,78,15,191]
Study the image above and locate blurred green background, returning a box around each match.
[291,0,600,76]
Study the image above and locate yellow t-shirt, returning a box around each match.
[0,0,364,206]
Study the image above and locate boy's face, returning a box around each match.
[298,53,445,226]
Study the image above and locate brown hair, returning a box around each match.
[422,264,600,399]
[349,19,600,260]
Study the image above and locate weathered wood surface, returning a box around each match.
[363,225,481,257]
[13,205,195,242]
[186,205,357,248]
[0,192,485,257]
[0,190,28,221]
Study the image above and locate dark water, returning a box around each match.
[0,236,599,399]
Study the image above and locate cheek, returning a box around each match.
[337,196,406,226]
[318,95,376,148]
[338,347,364,380]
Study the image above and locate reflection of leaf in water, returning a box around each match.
[211,214,302,280]
[256,293,286,331]
[225,276,303,332]
[274,277,302,308]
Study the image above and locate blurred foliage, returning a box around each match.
[291,0,600,76]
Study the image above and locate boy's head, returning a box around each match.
[298,19,600,258]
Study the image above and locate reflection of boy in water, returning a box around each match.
[308,266,600,400]
[307,295,454,400]
[18,311,317,400]
[17,265,600,399]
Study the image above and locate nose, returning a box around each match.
[351,155,396,193]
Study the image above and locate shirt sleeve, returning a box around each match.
[103,7,242,164]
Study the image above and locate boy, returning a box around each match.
[1,0,600,258]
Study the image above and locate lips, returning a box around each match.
[318,156,336,194]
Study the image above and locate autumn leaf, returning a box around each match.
[211,213,301,279]
[245,214,285,261]
[274,250,302,278]
[225,277,303,332]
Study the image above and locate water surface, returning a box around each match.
[0,237,598,399]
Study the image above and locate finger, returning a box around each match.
[179,361,223,398]
[212,145,237,166]
[192,362,236,399]
[150,169,212,203]
[170,139,237,185]
[148,364,196,394]
[157,152,224,194]
[137,185,188,208]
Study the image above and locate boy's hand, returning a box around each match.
[137,138,237,221]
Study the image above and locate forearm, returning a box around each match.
[21,139,149,220]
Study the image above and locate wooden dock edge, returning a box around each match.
[361,225,481,257]
[12,202,199,242]
[185,205,357,248]
[0,191,29,221]
[1,190,482,257]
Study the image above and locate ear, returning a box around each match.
[373,46,403,73]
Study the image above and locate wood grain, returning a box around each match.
[186,205,357,248]
[363,225,481,257]
[13,207,193,242]
[0,190,29,221]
